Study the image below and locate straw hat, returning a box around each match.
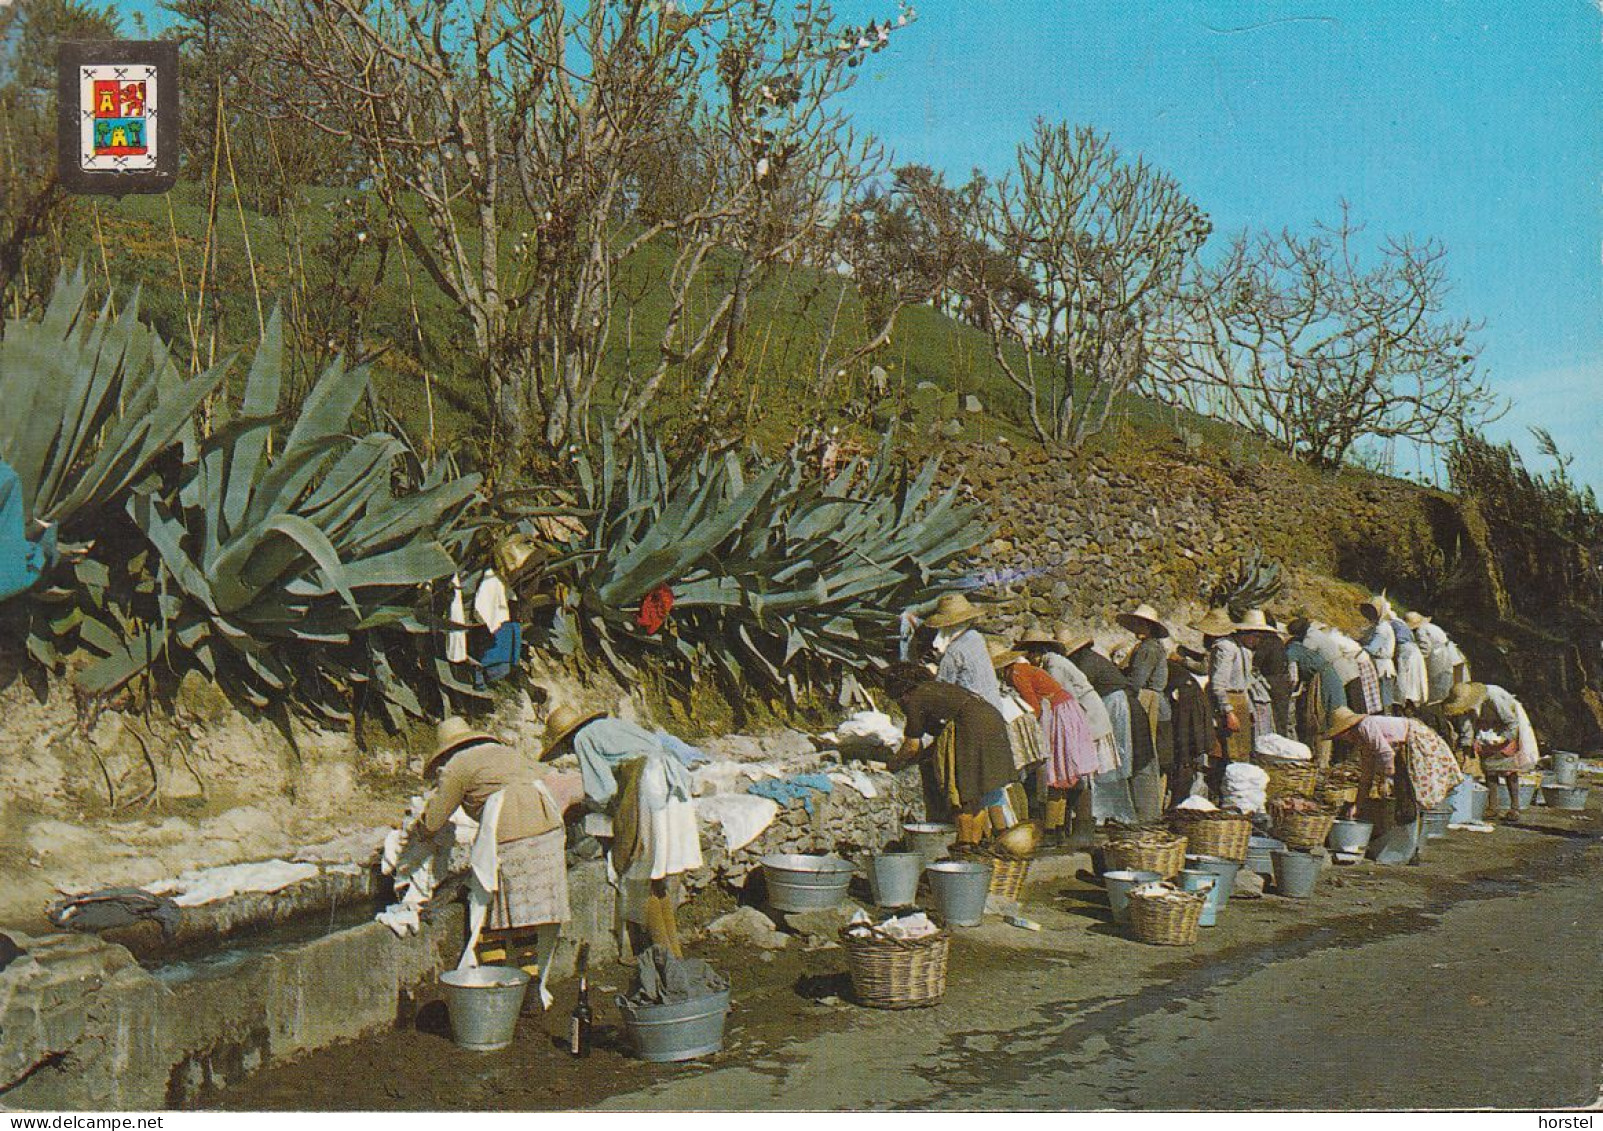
[986,637,1025,670]
[540,703,606,761]
[925,592,985,629]
[1195,607,1239,638]
[1016,626,1064,654]
[1324,707,1366,740]
[1441,682,1489,718]
[1055,625,1094,655]
[1235,608,1284,637]
[425,716,498,777]
[1115,603,1170,638]
[1357,597,1385,621]
[1404,611,1431,630]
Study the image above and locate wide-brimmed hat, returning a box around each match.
[540,703,606,761]
[1115,603,1170,638]
[1016,627,1064,654]
[1441,682,1488,718]
[925,592,986,629]
[1324,707,1366,740]
[1235,608,1284,637]
[1357,597,1385,621]
[1055,625,1094,655]
[425,716,498,777]
[1195,607,1239,638]
[986,637,1025,670]
[1404,611,1431,629]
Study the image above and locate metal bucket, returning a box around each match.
[1553,750,1582,787]
[440,965,530,1052]
[1178,870,1223,927]
[1271,848,1321,899]
[1447,776,1488,824]
[1328,819,1374,855]
[1184,854,1241,903]
[1103,869,1162,925]
[1245,835,1286,878]
[903,822,957,867]
[1423,804,1453,840]
[1489,780,1538,810]
[867,852,924,909]
[761,854,855,913]
[1542,784,1589,811]
[1371,816,1421,865]
[926,860,993,927]
[617,988,731,1063]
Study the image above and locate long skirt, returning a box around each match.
[1041,697,1099,788]
[1349,654,1384,714]
[1007,711,1048,774]
[1396,642,1428,707]
[1092,692,1139,823]
[1401,722,1462,811]
[489,828,571,931]
[1297,682,1332,769]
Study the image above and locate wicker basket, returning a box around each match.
[1273,807,1337,850]
[1169,811,1252,863]
[1318,784,1359,807]
[953,845,1033,901]
[1262,761,1319,799]
[1126,888,1206,946]
[841,924,951,1010]
[1104,831,1188,879]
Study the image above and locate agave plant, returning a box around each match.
[516,430,991,688]
[1209,546,1284,621]
[77,312,483,725]
[0,270,230,539]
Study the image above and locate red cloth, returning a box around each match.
[635,585,674,633]
[1007,662,1072,714]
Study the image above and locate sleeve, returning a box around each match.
[1207,644,1230,713]
[935,643,963,687]
[1011,666,1046,714]
[574,731,620,807]
[1362,622,1393,659]
[901,687,938,741]
[419,763,468,836]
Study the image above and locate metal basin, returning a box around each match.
[1327,819,1374,855]
[618,988,731,1062]
[1103,869,1161,925]
[1542,784,1589,812]
[440,965,530,1051]
[761,854,855,913]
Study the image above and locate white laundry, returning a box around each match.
[458,790,505,973]
[473,571,510,634]
[834,709,904,750]
[1176,795,1218,812]
[148,859,320,907]
[446,573,469,663]
[1221,762,1270,815]
[376,803,477,938]
[689,758,784,797]
[1254,733,1313,763]
[826,765,880,800]
[693,793,780,852]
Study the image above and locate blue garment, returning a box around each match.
[654,730,710,768]
[0,460,56,603]
[472,621,521,687]
[1390,617,1416,647]
[571,717,694,811]
[1286,639,1347,715]
[746,772,835,815]
[936,627,1004,711]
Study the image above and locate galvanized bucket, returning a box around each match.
[1447,776,1488,824]
[1541,783,1589,811]
[1271,848,1321,899]
[618,988,731,1063]
[925,860,992,927]
[440,965,530,1052]
[1103,869,1162,925]
[1423,803,1453,840]
[1178,870,1222,927]
[903,822,957,867]
[1370,816,1421,865]
[1327,819,1374,855]
[1489,779,1538,810]
[761,854,855,913]
[867,851,924,909]
[1184,854,1241,903]
[1552,750,1582,787]
[1245,835,1286,877]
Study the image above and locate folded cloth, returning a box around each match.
[827,765,880,800]
[695,793,780,851]
[47,888,182,939]
[628,945,729,1007]
[746,772,835,814]
[1221,762,1270,814]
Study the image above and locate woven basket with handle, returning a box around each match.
[841,924,951,1010]
[1273,808,1337,850]
[1104,830,1188,879]
[1168,810,1252,863]
[953,844,1033,901]
[1127,888,1206,946]
[1262,761,1319,799]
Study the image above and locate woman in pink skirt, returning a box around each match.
[995,649,1098,846]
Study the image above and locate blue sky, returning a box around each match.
[119,0,1601,489]
[830,0,1603,489]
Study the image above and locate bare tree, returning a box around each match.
[1175,205,1503,469]
[975,122,1211,448]
[238,0,910,471]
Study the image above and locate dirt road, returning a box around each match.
[213,807,1603,1112]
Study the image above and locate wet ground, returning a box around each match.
[209,803,1603,1112]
